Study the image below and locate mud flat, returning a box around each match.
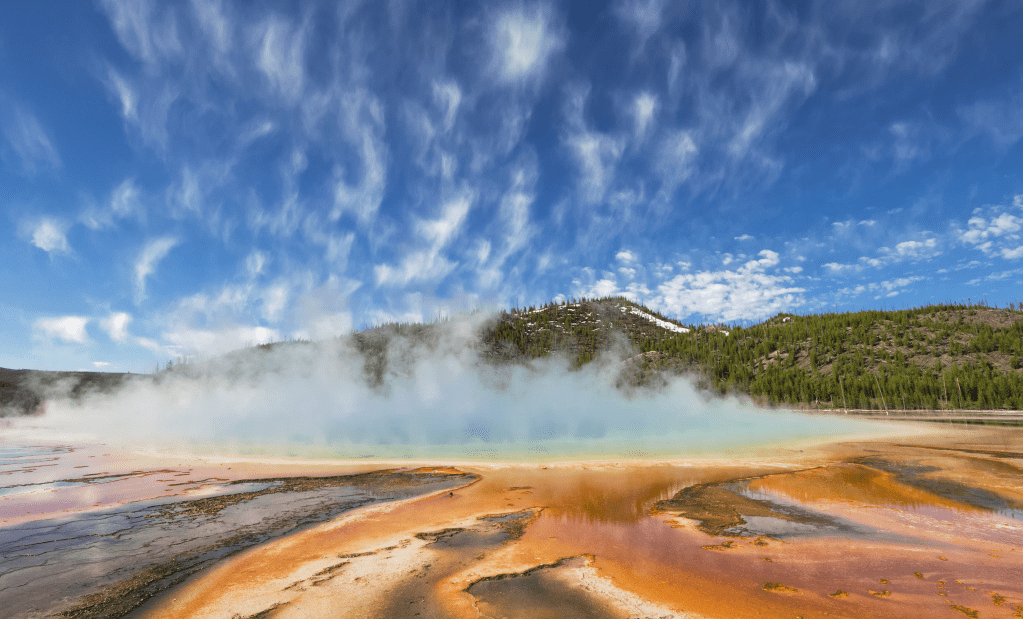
[5,423,1023,618]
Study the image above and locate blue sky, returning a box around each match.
[2,0,1022,372]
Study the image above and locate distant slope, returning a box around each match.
[0,368,131,416]
[479,297,689,365]
[662,304,1023,410]
[479,298,1023,411]
[3,299,1022,416]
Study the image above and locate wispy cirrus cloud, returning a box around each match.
[491,4,564,83]
[958,86,1023,147]
[836,276,926,300]
[81,178,145,230]
[6,0,1023,373]
[134,237,180,304]
[614,0,665,53]
[1,102,61,175]
[375,191,475,287]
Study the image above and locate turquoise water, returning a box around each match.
[183,409,892,462]
[39,360,901,463]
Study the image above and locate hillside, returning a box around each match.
[693,304,1023,411]
[343,297,1023,411]
[0,368,130,416]
[481,298,1023,411]
[3,298,1022,416]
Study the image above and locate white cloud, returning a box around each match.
[163,325,280,356]
[23,218,71,255]
[245,251,268,277]
[111,178,142,218]
[375,252,457,289]
[190,0,232,61]
[492,5,562,82]
[616,250,638,264]
[260,283,290,322]
[652,250,804,322]
[632,92,657,140]
[574,250,801,322]
[1003,246,1023,260]
[572,277,620,299]
[653,130,698,199]
[418,194,473,248]
[825,232,942,273]
[1,103,61,174]
[968,268,1023,284]
[883,121,934,165]
[959,89,1023,147]
[103,65,176,149]
[331,94,388,225]
[891,238,937,258]
[497,180,534,259]
[376,192,475,287]
[101,312,133,342]
[474,168,537,289]
[134,236,180,304]
[105,67,138,123]
[959,200,1023,259]
[256,14,308,105]
[877,276,923,292]
[169,166,205,217]
[99,0,182,68]
[614,0,663,49]
[82,178,143,229]
[135,336,163,353]
[35,316,90,344]
[92,361,112,369]
[734,234,754,241]
[324,233,355,267]
[823,262,855,274]
[149,275,315,357]
[562,85,628,205]
[727,61,815,160]
[836,275,925,300]
[432,80,462,134]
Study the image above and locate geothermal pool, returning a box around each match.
[4,420,1023,619]
[175,409,895,461]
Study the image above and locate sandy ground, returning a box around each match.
[5,423,1023,619]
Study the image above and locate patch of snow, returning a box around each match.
[620,306,689,333]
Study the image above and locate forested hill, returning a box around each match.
[3,298,1023,416]
[475,297,1023,411]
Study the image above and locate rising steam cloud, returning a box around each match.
[33,314,880,460]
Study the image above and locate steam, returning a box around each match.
[28,316,882,460]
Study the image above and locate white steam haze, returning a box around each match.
[27,314,884,461]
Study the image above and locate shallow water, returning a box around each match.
[169,409,893,462]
